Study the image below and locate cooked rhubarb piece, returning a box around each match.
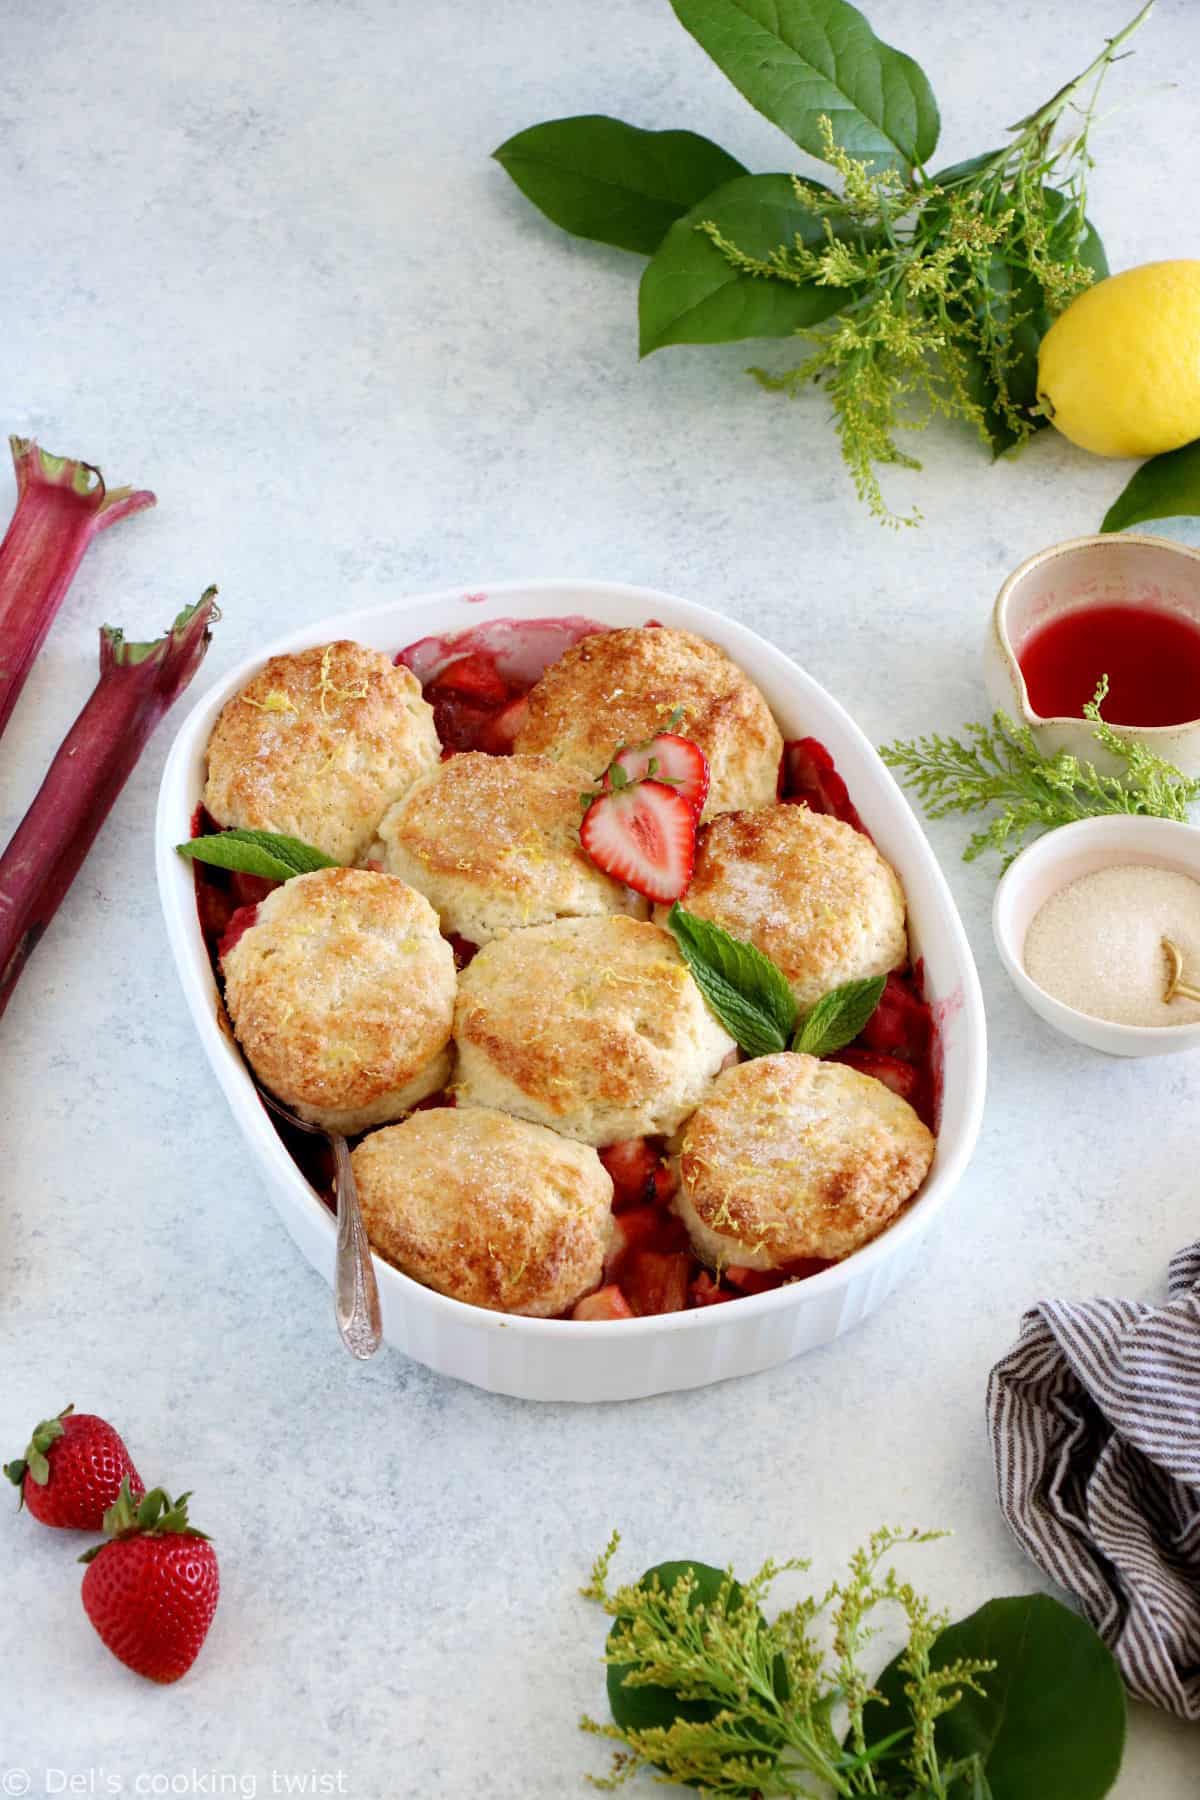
[0,591,216,1018]
[620,1248,691,1316]
[0,437,154,738]
[689,1269,735,1307]
[571,1285,635,1322]
[599,1138,666,1211]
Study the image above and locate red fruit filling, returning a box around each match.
[187,615,940,1319]
[397,616,605,754]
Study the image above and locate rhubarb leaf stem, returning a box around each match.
[0,436,156,738]
[0,588,217,1018]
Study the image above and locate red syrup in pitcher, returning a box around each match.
[1019,604,1200,726]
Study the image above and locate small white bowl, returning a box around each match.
[983,533,1200,775]
[158,578,987,1401]
[993,815,1200,1057]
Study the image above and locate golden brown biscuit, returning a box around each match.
[675,1052,934,1268]
[452,915,736,1145]
[204,640,440,865]
[351,1106,613,1317]
[512,625,782,818]
[374,752,646,943]
[221,867,455,1134]
[664,805,907,1007]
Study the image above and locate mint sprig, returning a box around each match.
[792,976,886,1058]
[667,903,797,1055]
[176,828,338,883]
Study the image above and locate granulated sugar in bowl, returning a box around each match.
[1023,864,1200,1027]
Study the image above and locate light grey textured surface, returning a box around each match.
[0,3,1196,1795]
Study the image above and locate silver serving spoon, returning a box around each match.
[256,1086,383,1360]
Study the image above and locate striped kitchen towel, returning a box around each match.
[986,1241,1200,1721]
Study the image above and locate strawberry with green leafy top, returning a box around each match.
[79,1478,219,1684]
[604,713,710,817]
[580,723,708,904]
[4,1404,143,1530]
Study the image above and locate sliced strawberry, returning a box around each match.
[858,972,932,1061]
[608,732,709,816]
[434,652,511,705]
[217,903,259,960]
[571,1284,635,1322]
[833,1048,919,1103]
[781,737,867,836]
[446,933,479,971]
[620,1248,691,1316]
[579,779,696,904]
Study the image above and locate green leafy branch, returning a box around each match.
[880,679,1200,865]
[493,0,1155,523]
[578,1529,1126,1796]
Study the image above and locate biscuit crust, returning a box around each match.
[375,752,646,942]
[221,867,455,1133]
[675,1052,934,1268]
[352,1106,613,1316]
[512,626,782,818]
[668,805,907,1007]
[453,915,736,1145]
[204,640,440,865]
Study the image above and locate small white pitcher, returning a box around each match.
[984,532,1200,775]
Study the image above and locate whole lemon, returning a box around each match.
[1037,259,1200,457]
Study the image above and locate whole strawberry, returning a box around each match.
[4,1404,143,1529]
[80,1479,219,1684]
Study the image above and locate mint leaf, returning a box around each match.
[176,828,338,882]
[668,0,940,177]
[1101,438,1200,535]
[493,116,747,256]
[667,903,797,1056]
[639,172,851,355]
[792,975,885,1057]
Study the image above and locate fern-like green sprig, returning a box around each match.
[581,1527,995,1797]
[698,6,1153,523]
[880,678,1200,865]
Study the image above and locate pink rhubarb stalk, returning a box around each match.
[0,589,218,1018]
[0,436,155,738]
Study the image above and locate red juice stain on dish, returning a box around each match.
[397,615,607,753]
[1019,604,1200,725]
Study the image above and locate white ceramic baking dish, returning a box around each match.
[156,580,987,1401]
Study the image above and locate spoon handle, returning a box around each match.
[331,1133,383,1360]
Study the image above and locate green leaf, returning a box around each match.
[864,1595,1126,1800]
[492,115,747,255]
[176,828,339,883]
[793,975,885,1056]
[667,903,797,1055]
[668,0,939,176]
[1102,438,1200,534]
[639,172,850,355]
